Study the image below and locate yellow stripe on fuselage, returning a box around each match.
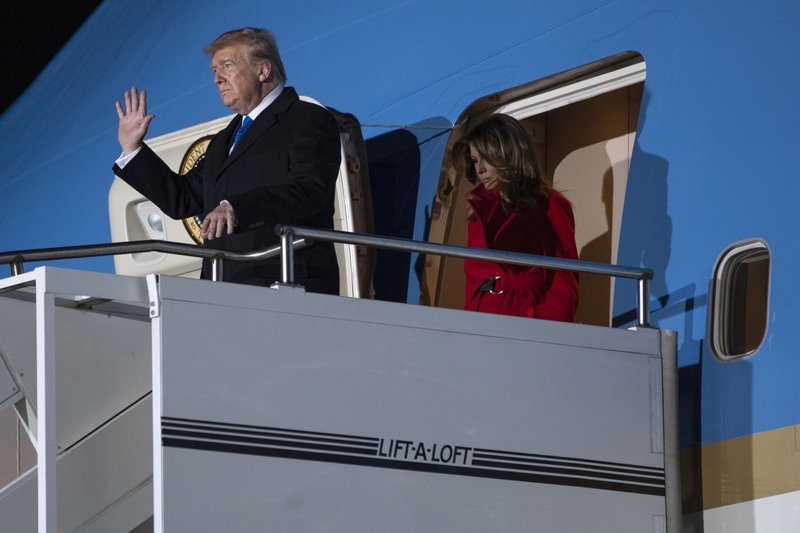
[681,424,800,512]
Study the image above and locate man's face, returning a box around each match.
[211,44,267,115]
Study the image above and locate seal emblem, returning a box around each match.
[178,135,213,245]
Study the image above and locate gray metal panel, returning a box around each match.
[0,269,152,450]
[0,268,154,532]
[56,396,153,532]
[158,274,663,355]
[155,276,666,532]
[50,304,151,450]
[0,295,35,415]
[0,468,36,533]
[163,448,661,532]
[0,396,153,532]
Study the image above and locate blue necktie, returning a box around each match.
[231,116,253,151]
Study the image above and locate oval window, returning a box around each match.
[709,239,770,361]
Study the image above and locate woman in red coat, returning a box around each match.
[453,114,579,322]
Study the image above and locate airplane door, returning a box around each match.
[421,51,646,326]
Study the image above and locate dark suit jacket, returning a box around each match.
[113,87,342,294]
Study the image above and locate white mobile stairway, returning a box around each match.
[0,228,679,532]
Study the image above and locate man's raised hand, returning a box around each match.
[115,86,155,155]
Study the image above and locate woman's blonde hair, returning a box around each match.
[453,113,549,215]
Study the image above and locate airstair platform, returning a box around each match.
[0,267,678,532]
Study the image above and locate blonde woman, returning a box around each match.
[453,114,579,321]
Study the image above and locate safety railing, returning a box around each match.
[0,227,654,327]
[0,239,307,282]
[276,225,654,328]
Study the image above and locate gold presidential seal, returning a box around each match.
[178,135,213,245]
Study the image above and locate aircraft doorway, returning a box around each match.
[421,51,645,326]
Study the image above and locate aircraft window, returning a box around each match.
[709,239,770,361]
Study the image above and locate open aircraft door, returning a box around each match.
[421,51,646,326]
[108,97,375,298]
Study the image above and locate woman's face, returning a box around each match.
[469,145,499,191]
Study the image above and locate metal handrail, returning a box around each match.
[276,225,654,328]
[0,228,655,327]
[0,238,308,282]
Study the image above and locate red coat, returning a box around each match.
[464,185,579,322]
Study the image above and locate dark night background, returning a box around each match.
[1,1,102,115]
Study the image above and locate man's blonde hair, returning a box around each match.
[205,27,287,84]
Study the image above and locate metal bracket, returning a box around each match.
[146,274,160,318]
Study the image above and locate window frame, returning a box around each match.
[708,238,771,361]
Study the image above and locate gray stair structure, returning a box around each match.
[0,268,153,532]
[0,267,678,532]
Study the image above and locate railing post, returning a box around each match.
[10,256,24,276]
[637,277,651,328]
[280,229,295,285]
[210,254,224,282]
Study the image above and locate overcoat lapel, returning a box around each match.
[204,117,239,184]
[213,88,297,182]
